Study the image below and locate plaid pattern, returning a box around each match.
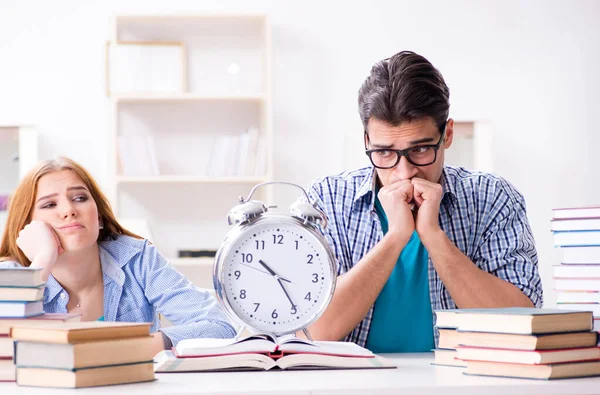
[0,236,236,345]
[304,165,543,347]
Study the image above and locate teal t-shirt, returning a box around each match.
[365,196,434,353]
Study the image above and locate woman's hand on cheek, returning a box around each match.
[16,221,63,276]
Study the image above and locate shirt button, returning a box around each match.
[60,292,66,299]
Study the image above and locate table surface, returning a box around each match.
[3,353,600,395]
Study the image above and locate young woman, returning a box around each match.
[0,157,236,354]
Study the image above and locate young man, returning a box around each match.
[304,51,543,352]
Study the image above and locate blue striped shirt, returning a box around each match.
[0,235,236,345]
[304,165,543,347]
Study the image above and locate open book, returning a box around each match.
[172,334,375,358]
[155,334,396,372]
[155,350,395,372]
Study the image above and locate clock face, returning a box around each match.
[217,217,335,335]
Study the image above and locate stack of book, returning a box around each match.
[0,267,45,382]
[10,321,156,388]
[551,206,600,332]
[434,308,600,379]
[155,333,395,372]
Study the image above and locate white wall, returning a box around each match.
[1,0,599,307]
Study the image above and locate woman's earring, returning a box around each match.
[99,221,104,229]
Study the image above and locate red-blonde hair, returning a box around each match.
[0,157,141,266]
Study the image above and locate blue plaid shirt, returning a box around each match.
[304,165,543,347]
[0,235,236,345]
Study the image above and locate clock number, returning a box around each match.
[240,289,247,299]
[234,270,241,279]
[295,240,299,250]
[307,254,314,264]
[290,305,297,314]
[241,253,253,263]
[304,292,312,302]
[253,303,260,312]
[271,309,278,319]
[312,273,318,283]
[255,240,265,250]
[273,234,284,244]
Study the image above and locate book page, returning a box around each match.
[174,334,277,357]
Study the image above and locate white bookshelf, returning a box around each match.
[0,126,38,236]
[107,14,273,286]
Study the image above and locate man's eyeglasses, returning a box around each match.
[364,123,447,169]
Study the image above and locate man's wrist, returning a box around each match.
[419,227,447,250]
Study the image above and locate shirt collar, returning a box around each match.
[352,166,378,211]
[44,236,137,302]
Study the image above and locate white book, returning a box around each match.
[145,136,160,176]
[244,127,260,176]
[553,264,600,278]
[553,207,600,220]
[552,218,600,232]
[554,278,600,291]
[236,130,249,177]
[595,319,600,332]
[553,231,600,247]
[0,300,43,318]
[254,136,267,177]
[556,291,600,304]
[556,303,600,317]
[562,246,600,264]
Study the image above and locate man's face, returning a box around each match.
[365,117,454,187]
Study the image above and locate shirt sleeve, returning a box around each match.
[472,181,544,307]
[136,240,237,346]
[301,180,349,277]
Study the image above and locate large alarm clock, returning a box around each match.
[213,182,337,339]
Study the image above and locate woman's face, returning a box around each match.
[31,170,100,253]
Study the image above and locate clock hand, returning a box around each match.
[239,262,292,283]
[257,259,292,283]
[277,278,298,311]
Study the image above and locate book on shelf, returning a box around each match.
[173,334,375,358]
[551,217,600,232]
[553,206,600,220]
[15,336,155,370]
[456,345,600,365]
[155,350,396,372]
[432,348,465,368]
[0,284,44,302]
[561,246,600,264]
[9,321,151,344]
[434,308,593,334]
[0,312,81,335]
[16,361,155,388]
[0,300,43,318]
[553,230,600,247]
[117,135,160,177]
[0,267,43,287]
[463,359,600,380]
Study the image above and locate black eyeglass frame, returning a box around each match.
[364,122,447,169]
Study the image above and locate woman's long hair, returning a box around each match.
[0,157,141,266]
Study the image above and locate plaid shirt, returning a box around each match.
[304,165,543,347]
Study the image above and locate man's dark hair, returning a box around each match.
[358,51,450,133]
